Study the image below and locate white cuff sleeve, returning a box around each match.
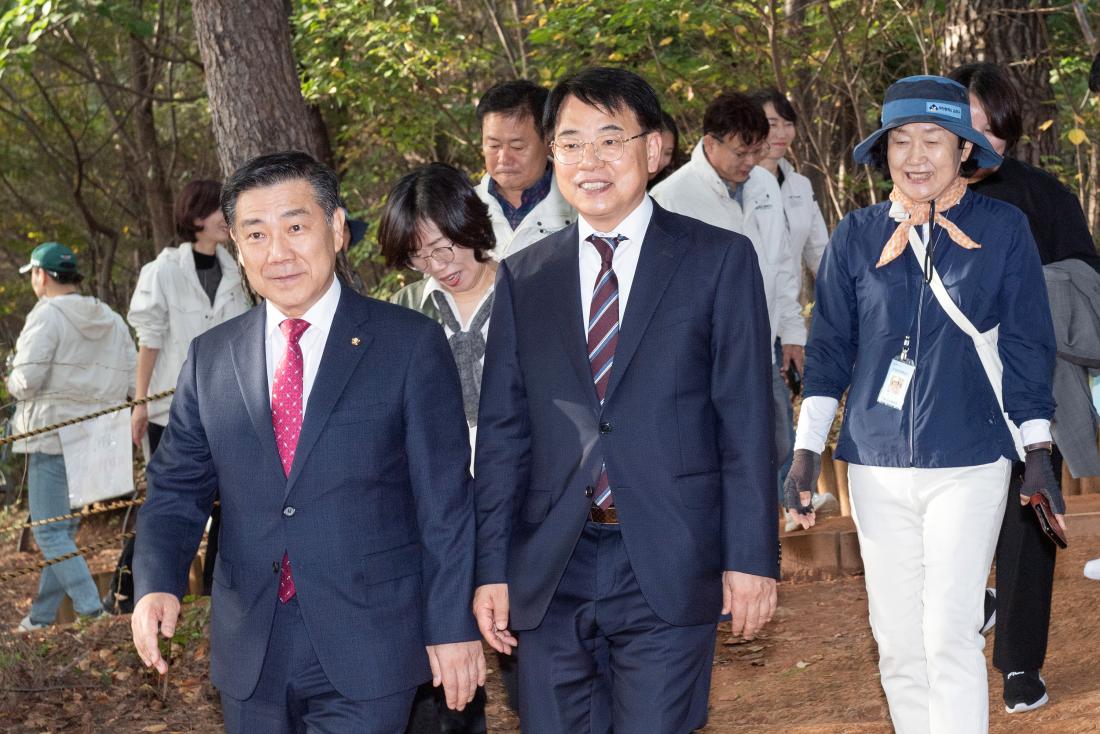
[1020,418,1052,447]
[793,396,840,454]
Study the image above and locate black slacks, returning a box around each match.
[992,449,1061,673]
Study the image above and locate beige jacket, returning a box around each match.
[7,294,137,453]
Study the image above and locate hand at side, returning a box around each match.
[426,641,486,711]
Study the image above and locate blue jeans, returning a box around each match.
[28,453,103,624]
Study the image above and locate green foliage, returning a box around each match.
[0,0,214,331]
[294,0,506,296]
[2,0,1100,308]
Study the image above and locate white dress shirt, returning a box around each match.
[265,276,341,412]
[577,195,653,330]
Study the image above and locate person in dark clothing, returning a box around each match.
[949,61,1098,715]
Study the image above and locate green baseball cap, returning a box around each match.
[19,242,79,276]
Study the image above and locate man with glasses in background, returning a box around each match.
[652,92,809,531]
[474,80,576,259]
[472,68,778,733]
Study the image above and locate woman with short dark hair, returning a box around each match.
[128,179,250,453]
[750,88,839,528]
[750,88,830,281]
[382,162,497,734]
[119,178,250,610]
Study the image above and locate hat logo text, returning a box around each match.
[926,101,962,119]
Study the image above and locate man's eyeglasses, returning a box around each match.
[714,137,771,161]
[406,245,455,272]
[550,132,647,165]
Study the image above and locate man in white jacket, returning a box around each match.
[475,80,575,259]
[7,242,136,632]
[651,92,806,519]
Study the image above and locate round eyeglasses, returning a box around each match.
[550,132,647,165]
[406,245,455,272]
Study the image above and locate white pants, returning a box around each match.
[848,459,1011,734]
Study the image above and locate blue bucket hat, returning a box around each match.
[853,75,1002,170]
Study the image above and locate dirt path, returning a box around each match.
[1,513,1098,733]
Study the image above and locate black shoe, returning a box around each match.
[980,588,996,635]
[1004,670,1048,713]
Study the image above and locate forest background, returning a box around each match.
[1,0,1099,350]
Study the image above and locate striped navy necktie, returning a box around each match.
[586,233,625,509]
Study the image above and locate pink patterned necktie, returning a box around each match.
[587,234,625,510]
[272,317,310,603]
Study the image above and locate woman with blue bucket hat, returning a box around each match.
[784,75,1058,733]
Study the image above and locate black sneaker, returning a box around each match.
[1003,670,1048,713]
[980,588,996,635]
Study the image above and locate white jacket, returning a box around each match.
[777,158,829,287]
[127,243,249,424]
[476,172,576,260]
[651,141,806,351]
[7,294,137,454]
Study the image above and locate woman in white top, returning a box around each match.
[382,162,498,734]
[751,89,838,525]
[751,88,830,286]
[127,179,249,453]
[120,180,249,608]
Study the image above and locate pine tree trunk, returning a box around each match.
[129,32,176,251]
[942,0,1058,166]
[190,0,328,176]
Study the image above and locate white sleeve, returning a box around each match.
[804,197,830,277]
[1020,418,1052,447]
[6,306,58,400]
[127,260,169,349]
[793,395,840,454]
[775,238,807,345]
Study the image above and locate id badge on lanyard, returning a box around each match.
[876,335,915,410]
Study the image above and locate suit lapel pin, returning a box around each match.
[351,337,361,346]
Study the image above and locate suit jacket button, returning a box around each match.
[283,506,296,517]
[599,421,612,434]
[585,485,594,498]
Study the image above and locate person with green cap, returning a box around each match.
[785,75,1057,733]
[7,242,136,632]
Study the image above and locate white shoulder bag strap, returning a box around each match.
[907,227,1025,460]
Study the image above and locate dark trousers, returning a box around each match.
[220,597,416,734]
[405,683,486,734]
[992,450,1061,673]
[517,522,716,734]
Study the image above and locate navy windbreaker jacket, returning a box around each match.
[803,189,1056,468]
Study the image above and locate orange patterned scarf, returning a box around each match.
[876,177,981,268]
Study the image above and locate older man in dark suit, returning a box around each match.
[131,151,483,733]
[472,68,779,733]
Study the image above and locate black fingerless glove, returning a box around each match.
[1020,447,1065,515]
[783,449,821,514]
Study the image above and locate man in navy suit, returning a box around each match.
[472,68,780,732]
[130,151,484,733]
